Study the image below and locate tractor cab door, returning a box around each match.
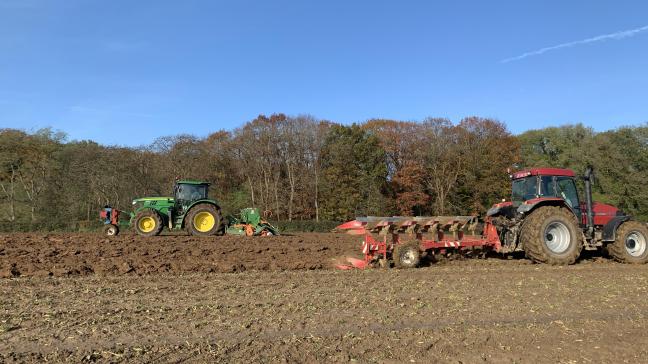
[555,177,582,220]
[172,184,186,219]
[539,175,582,222]
[173,184,189,216]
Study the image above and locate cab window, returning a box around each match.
[176,184,207,201]
[539,176,555,197]
[512,176,537,205]
[556,177,579,209]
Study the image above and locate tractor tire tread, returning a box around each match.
[607,220,648,264]
[520,206,582,265]
[186,203,222,237]
[217,214,226,236]
[134,210,164,237]
[393,241,421,269]
[103,224,120,236]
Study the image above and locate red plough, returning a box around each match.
[335,216,502,269]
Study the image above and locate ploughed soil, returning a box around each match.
[0,232,363,278]
[2,232,648,363]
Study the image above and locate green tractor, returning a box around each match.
[130,180,224,237]
[100,180,280,237]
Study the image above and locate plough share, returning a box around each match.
[335,216,502,269]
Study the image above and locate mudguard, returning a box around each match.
[602,216,631,241]
[516,198,581,221]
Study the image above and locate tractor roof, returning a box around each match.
[176,180,210,185]
[512,168,575,179]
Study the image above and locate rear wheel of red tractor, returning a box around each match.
[393,242,421,269]
[186,203,223,237]
[520,206,583,265]
[134,210,164,237]
[607,221,648,264]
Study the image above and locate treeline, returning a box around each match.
[1,115,647,231]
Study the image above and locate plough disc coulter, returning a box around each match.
[335,216,502,269]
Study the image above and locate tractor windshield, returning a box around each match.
[176,184,208,202]
[511,176,538,206]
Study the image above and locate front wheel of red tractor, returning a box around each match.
[607,221,648,264]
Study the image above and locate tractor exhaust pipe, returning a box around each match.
[583,166,595,238]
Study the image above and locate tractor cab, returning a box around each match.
[173,181,210,214]
[174,181,209,202]
[510,168,581,219]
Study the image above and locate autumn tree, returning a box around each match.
[419,118,463,215]
[454,117,520,213]
[364,120,428,215]
[1,117,646,231]
[319,124,388,220]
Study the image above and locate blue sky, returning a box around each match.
[1,0,647,146]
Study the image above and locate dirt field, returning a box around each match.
[0,232,361,278]
[2,232,648,363]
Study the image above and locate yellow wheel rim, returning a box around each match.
[138,216,156,233]
[194,211,215,233]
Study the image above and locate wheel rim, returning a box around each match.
[138,217,156,233]
[401,249,417,265]
[193,212,215,232]
[107,227,116,235]
[625,231,647,257]
[544,221,571,254]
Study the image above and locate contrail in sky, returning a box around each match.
[500,24,648,63]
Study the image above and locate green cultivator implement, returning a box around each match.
[226,208,279,236]
[99,180,279,237]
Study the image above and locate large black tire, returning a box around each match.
[103,224,119,236]
[520,206,583,265]
[217,218,226,236]
[607,221,648,264]
[186,203,223,237]
[134,209,164,237]
[393,242,421,269]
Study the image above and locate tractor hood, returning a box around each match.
[132,197,174,204]
[586,202,622,226]
[591,202,618,215]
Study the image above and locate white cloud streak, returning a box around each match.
[501,24,648,63]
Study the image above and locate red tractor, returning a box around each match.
[488,167,647,264]
[336,167,648,268]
